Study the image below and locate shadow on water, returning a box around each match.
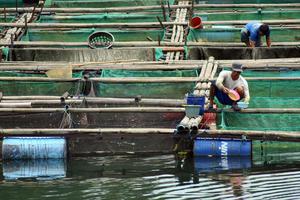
[1,153,300,199]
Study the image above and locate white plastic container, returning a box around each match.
[237,102,249,109]
[184,105,202,117]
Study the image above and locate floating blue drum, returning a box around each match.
[2,137,67,160]
[3,159,66,180]
[194,156,252,173]
[193,137,252,157]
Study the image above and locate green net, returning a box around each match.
[0,0,24,7]
[198,10,300,21]
[0,69,197,98]
[188,27,300,42]
[201,0,300,3]
[218,112,300,131]
[38,13,164,23]
[0,71,83,96]
[1,47,9,61]
[97,69,198,98]
[252,140,300,164]
[22,29,164,42]
[0,16,15,23]
[47,0,175,8]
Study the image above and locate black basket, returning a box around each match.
[88,31,114,49]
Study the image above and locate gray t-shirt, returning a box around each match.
[216,70,250,102]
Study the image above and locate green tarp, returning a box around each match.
[188,27,300,42]
[0,71,82,96]
[46,0,174,8]
[97,69,198,98]
[22,29,164,42]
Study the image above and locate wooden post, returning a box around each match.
[158,34,161,46]
[4,8,6,22]
[167,1,171,18]
[156,16,165,29]
[15,0,18,16]
[161,0,167,22]
[189,0,194,22]
[24,15,28,34]
[9,34,14,61]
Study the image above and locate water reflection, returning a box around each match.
[194,156,252,173]
[1,154,300,199]
[3,159,66,181]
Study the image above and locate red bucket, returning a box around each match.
[189,16,203,29]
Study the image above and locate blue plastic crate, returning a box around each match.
[187,95,205,105]
[186,94,205,115]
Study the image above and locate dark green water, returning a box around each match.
[1,153,300,199]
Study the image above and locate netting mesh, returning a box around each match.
[218,112,300,131]
[188,28,300,43]
[0,0,24,7]
[0,71,82,95]
[97,69,198,98]
[38,13,164,23]
[0,69,198,98]
[199,10,300,21]
[46,0,173,8]
[252,140,300,163]
[22,29,164,42]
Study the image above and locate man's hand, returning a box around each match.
[249,40,256,48]
[223,87,230,94]
[266,37,271,47]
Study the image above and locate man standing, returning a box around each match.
[209,63,250,111]
[241,22,271,47]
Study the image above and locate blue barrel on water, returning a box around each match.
[2,137,67,160]
[193,137,252,157]
[194,156,252,173]
[3,159,66,180]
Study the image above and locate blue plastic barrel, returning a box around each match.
[193,137,252,156]
[2,137,67,160]
[194,156,252,173]
[3,159,66,180]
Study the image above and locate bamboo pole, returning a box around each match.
[0,59,298,66]
[210,61,219,79]
[0,59,299,69]
[1,4,300,14]
[199,129,300,140]
[1,19,300,29]
[0,64,200,71]
[0,102,31,108]
[0,76,299,83]
[0,128,175,136]
[1,128,300,142]
[176,116,190,132]
[1,41,300,47]
[0,107,185,113]
[203,57,214,79]
[111,58,300,65]
[1,98,185,107]
[188,116,203,131]
[223,108,300,114]
[0,77,79,82]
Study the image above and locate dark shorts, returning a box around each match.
[240,28,262,47]
[212,81,234,106]
[241,28,250,43]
